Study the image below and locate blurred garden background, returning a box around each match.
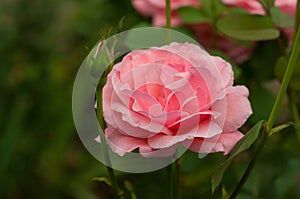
[0,0,300,198]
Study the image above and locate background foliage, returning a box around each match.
[0,0,299,198]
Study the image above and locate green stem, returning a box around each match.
[267,25,300,129]
[230,25,300,198]
[167,163,174,199]
[166,0,171,29]
[166,0,171,43]
[167,159,181,199]
[96,87,120,199]
[175,159,181,199]
[293,0,300,42]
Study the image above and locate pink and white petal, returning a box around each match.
[211,56,234,87]
[121,49,188,74]
[102,76,117,126]
[147,133,188,149]
[168,112,221,139]
[130,90,164,115]
[183,136,219,154]
[105,126,148,156]
[185,130,243,154]
[211,130,244,155]
[223,86,252,132]
[148,119,222,149]
[111,103,163,137]
[139,144,178,157]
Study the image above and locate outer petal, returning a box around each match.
[105,126,149,156]
[187,130,243,154]
[148,119,222,149]
[139,144,178,157]
[211,56,234,87]
[102,73,117,126]
[223,86,252,132]
[212,130,244,154]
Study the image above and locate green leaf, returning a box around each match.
[270,7,294,28]
[229,120,266,158]
[211,160,232,194]
[177,6,210,23]
[222,186,229,199]
[258,0,275,9]
[265,0,275,7]
[93,177,112,186]
[93,177,127,197]
[226,8,249,15]
[270,122,300,136]
[211,120,266,193]
[275,55,300,91]
[124,181,137,199]
[200,0,225,19]
[216,14,280,41]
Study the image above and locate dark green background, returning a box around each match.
[0,0,299,198]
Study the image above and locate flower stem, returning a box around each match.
[293,0,300,42]
[230,25,300,199]
[166,0,171,43]
[167,162,174,199]
[167,158,181,199]
[175,158,181,199]
[166,0,171,29]
[96,86,120,199]
[267,24,300,129]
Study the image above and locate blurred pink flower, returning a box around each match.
[101,42,252,157]
[189,23,255,64]
[132,0,199,26]
[222,0,297,45]
[222,0,296,15]
[132,0,255,63]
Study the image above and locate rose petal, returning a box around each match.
[186,130,243,154]
[223,86,252,132]
[139,144,178,157]
[105,126,149,156]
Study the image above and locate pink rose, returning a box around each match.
[132,0,199,26]
[222,0,296,15]
[102,42,252,157]
[189,23,255,64]
[222,0,297,45]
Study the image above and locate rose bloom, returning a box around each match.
[132,0,199,26]
[101,42,252,157]
[222,0,297,45]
